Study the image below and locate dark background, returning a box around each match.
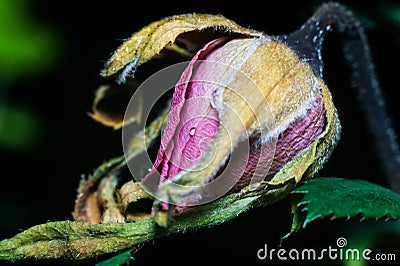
[1,0,399,265]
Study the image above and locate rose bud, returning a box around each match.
[99,13,341,226]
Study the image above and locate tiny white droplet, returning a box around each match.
[189,128,196,136]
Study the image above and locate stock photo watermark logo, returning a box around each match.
[257,237,397,262]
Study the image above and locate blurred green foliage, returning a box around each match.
[0,0,59,76]
[0,104,44,153]
[352,1,400,42]
[0,0,61,153]
[382,2,400,25]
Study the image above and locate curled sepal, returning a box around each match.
[88,80,142,129]
[101,13,261,82]
[73,106,168,224]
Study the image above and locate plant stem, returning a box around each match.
[277,2,400,192]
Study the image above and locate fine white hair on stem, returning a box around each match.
[276,2,400,192]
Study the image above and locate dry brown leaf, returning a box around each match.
[88,79,142,129]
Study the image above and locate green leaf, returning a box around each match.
[96,250,133,266]
[293,177,400,227]
[0,192,260,262]
[279,193,307,244]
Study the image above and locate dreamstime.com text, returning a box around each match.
[257,237,396,262]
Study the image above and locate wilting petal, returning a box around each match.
[142,37,231,189]
[229,96,326,192]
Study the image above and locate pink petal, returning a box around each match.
[229,96,326,192]
[143,37,230,188]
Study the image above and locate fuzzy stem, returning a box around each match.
[277,2,400,192]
